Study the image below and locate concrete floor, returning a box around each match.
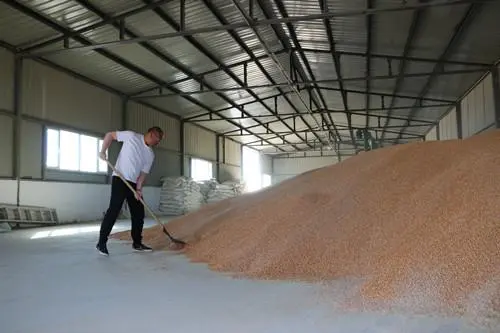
[0,220,494,333]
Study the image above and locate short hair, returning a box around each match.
[147,126,163,137]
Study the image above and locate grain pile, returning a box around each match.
[113,130,500,324]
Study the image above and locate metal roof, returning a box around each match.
[1,0,499,155]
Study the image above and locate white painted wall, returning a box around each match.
[0,47,14,112]
[425,127,438,141]
[461,72,496,137]
[21,59,122,134]
[425,69,498,141]
[1,179,160,222]
[185,123,216,161]
[438,108,458,140]
[272,155,339,184]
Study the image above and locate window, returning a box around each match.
[262,174,271,188]
[191,158,213,181]
[45,128,108,174]
[242,146,262,192]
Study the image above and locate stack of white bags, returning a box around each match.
[206,181,245,204]
[159,177,205,215]
[158,177,245,216]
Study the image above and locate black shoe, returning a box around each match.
[133,243,153,252]
[96,243,109,256]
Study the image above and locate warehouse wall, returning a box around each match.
[184,123,217,179]
[438,108,458,140]
[218,137,242,182]
[460,72,496,137]
[272,155,339,185]
[425,127,438,141]
[261,154,272,175]
[426,68,499,141]
[127,101,182,185]
[0,46,231,222]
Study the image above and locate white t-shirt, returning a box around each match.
[113,131,155,183]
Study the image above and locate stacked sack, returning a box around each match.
[159,177,205,215]
[199,179,218,200]
[206,180,245,204]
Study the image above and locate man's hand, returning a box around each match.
[135,189,143,201]
[99,151,107,161]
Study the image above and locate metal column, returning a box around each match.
[13,57,23,206]
[455,102,463,139]
[215,134,221,182]
[180,120,185,176]
[491,67,500,129]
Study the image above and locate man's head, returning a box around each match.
[144,126,164,147]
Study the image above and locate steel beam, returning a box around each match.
[492,68,500,128]
[139,0,313,149]
[397,3,483,142]
[72,0,295,151]
[6,0,290,152]
[13,57,22,205]
[456,102,463,138]
[140,82,457,102]
[223,109,434,134]
[133,50,490,97]
[365,0,373,128]
[318,0,357,149]
[186,100,452,121]
[299,47,491,68]
[20,0,491,57]
[180,120,185,175]
[193,112,436,125]
[21,0,176,53]
[265,0,340,142]
[133,68,487,99]
[199,0,324,145]
[380,6,424,142]
[227,0,330,147]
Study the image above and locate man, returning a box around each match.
[96,126,163,256]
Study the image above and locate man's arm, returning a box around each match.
[99,130,134,160]
[135,155,154,198]
[99,131,117,159]
[136,172,147,191]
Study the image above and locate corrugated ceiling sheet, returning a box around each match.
[449,1,500,64]
[86,0,143,16]
[0,2,59,47]
[372,2,414,56]
[125,11,218,75]
[409,4,469,60]
[18,0,101,31]
[44,49,154,92]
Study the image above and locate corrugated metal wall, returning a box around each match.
[0,114,13,177]
[21,60,122,134]
[127,101,180,152]
[426,69,498,141]
[425,126,438,141]
[461,73,496,137]
[0,48,14,177]
[218,137,241,182]
[224,138,241,166]
[261,154,272,175]
[126,101,182,184]
[0,48,13,112]
[20,119,42,178]
[185,123,217,161]
[272,155,339,184]
[438,108,458,140]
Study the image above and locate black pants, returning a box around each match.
[98,176,145,245]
